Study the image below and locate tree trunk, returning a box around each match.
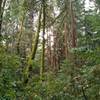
[46,31,52,70]
[40,0,46,80]
[64,22,69,58]
[70,0,77,48]
[24,8,42,83]
[16,15,25,55]
[0,0,6,38]
[0,0,3,37]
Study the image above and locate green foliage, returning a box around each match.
[0,45,100,99]
[0,47,21,99]
[0,0,100,99]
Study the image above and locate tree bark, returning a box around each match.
[64,22,69,58]
[40,0,46,80]
[0,0,3,37]
[0,0,6,38]
[16,15,25,55]
[24,8,42,83]
[70,0,77,48]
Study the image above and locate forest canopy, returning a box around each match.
[0,0,100,99]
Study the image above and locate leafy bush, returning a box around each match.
[0,47,21,99]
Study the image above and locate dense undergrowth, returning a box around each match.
[0,46,100,100]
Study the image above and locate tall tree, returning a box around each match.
[70,0,77,48]
[40,0,46,79]
[24,8,42,83]
[0,0,6,38]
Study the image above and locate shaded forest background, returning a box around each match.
[0,0,100,99]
